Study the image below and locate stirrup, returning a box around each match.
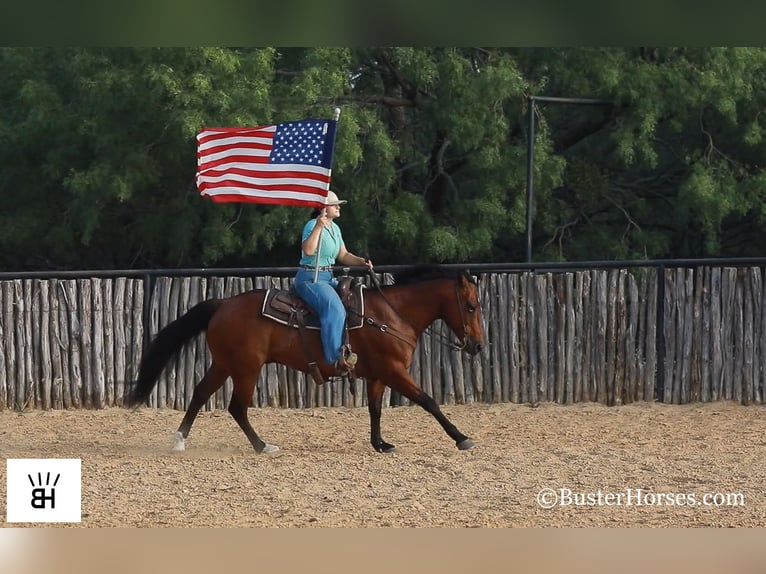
[333,358,350,375]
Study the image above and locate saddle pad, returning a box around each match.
[261,285,365,330]
[262,289,320,329]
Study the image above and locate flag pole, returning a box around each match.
[314,107,342,283]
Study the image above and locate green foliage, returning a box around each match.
[381,193,431,255]
[5,47,766,270]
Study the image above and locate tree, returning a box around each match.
[0,47,277,268]
[3,47,766,270]
[519,47,766,260]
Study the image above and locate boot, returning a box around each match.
[334,345,357,375]
[343,344,358,368]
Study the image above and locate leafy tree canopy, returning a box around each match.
[2,46,766,270]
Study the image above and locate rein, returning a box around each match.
[364,271,467,352]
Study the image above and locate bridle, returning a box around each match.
[451,279,473,352]
[363,271,473,352]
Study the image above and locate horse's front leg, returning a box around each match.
[384,370,475,451]
[366,379,396,453]
[227,366,279,454]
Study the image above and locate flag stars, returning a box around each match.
[271,120,330,166]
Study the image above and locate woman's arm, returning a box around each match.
[338,244,373,269]
[301,212,327,256]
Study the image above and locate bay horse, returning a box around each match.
[126,265,485,454]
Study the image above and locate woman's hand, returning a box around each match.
[315,209,330,228]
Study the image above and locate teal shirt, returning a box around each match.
[299,219,344,268]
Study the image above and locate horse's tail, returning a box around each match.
[126,299,223,407]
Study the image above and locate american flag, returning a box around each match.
[195,118,337,207]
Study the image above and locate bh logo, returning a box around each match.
[28,472,60,509]
[6,459,81,523]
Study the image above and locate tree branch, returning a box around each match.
[335,94,417,107]
[542,216,581,258]
[426,136,459,202]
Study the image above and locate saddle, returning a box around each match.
[261,276,365,330]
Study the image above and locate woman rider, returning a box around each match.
[293,190,374,374]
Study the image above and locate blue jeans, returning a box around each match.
[293,269,346,364]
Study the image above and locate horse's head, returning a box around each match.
[444,270,485,356]
[390,265,486,356]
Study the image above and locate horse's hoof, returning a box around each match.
[171,432,185,452]
[374,442,396,453]
[261,443,280,454]
[457,438,475,451]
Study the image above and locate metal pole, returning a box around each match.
[313,210,325,284]
[526,96,612,106]
[314,107,342,283]
[523,95,611,264]
[525,96,536,263]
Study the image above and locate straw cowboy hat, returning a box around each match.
[324,190,347,205]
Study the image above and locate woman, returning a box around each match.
[293,190,374,374]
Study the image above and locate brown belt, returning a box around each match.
[301,265,333,271]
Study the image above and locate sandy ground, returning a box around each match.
[1,401,765,527]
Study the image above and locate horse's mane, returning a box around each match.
[390,265,474,286]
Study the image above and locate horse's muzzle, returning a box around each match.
[464,339,482,356]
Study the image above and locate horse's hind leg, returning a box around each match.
[367,379,396,453]
[385,370,474,451]
[173,362,227,452]
[228,371,279,454]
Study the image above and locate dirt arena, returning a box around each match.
[1,401,765,527]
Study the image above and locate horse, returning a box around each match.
[126,265,485,454]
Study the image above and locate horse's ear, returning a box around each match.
[461,269,478,286]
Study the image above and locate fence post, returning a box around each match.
[655,264,666,401]
[142,273,154,352]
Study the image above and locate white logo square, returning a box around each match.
[6,458,82,523]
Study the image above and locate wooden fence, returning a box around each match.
[0,265,764,411]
